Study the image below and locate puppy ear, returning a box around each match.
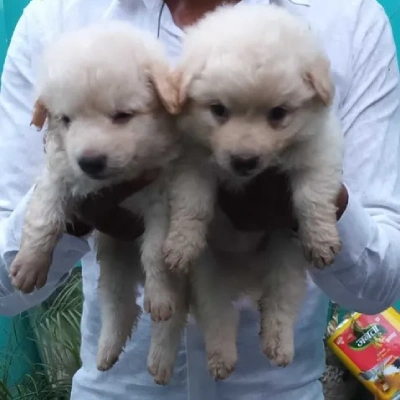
[149,64,181,115]
[31,99,48,131]
[176,68,192,109]
[304,55,334,106]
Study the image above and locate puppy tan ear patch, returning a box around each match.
[177,69,192,110]
[304,56,334,106]
[31,100,48,131]
[149,64,182,115]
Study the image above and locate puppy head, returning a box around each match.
[35,24,179,182]
[177,4,334,179]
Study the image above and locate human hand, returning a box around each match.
[217,167,348,232]
[66,171,159,240]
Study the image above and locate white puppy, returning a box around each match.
[153,3,343,382]
[8,24,188,372]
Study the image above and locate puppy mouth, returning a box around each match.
[83,171,109,180]
[231,168,259,178]
[84,167,128,181]
[78,166,122,181]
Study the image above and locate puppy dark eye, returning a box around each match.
[268,106,288,123]
[112,112,134,124]
[210,103,230,120]
[61,115,71,127]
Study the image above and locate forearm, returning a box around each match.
[310,188,400,314]
[309,1,400,315]
[0,187,90,316]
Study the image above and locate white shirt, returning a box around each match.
[0,0,400,399]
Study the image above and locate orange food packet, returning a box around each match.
[328,307,400,399]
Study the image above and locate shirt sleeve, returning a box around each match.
[0,4,90,317]
[310,3,400,314]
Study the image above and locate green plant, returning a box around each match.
[0,268,83,399]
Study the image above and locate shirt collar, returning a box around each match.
[134,0,310,11]
[287,0,310,6]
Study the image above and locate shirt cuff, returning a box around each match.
[315,186,376,274]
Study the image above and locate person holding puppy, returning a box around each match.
[0,0,399,399]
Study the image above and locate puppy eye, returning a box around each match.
[210,103,230,121]
[61,115,71,127]
[112,111,134,124]
[268,106,288,125]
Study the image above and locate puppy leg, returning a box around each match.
[10,172,67,293]
[96,234,142,371]
[259,232,307,367]
[148,289,188,385]
[290,166,342,268]
[192,255,238,380]
[164,158,215,274]
[141,188,181,322]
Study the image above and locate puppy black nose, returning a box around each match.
[78,155,107,177]
[230,155,260,175]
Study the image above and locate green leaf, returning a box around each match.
[0,268,83,399]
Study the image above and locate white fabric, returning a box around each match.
[0,0,400,398]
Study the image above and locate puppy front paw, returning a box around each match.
[302,238,342,268]
[144,286,178,322]
[10,251,52,293]
[163,230,205,274]
[299,224,341,268]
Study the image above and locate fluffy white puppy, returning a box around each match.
[8,24,188,373]
[153,3,344,382]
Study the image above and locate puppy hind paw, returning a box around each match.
[261,330,294,367]
[148,346,175,385]
[96,348,121,372]
[207,351,237,381]
[97,338,128,372]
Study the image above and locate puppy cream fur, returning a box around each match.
[8,24,187,373]
[8,5,345,385]
[154,3,344,382]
